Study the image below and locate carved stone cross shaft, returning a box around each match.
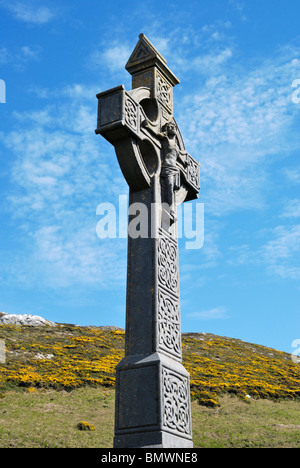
[96,34,200,448]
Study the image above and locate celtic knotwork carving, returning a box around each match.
[125,96,138,130]
[158,231,179,295]
[162,368,191,435]
[156,73,171,109]
[186,155,200,190]
[158,288,181,358]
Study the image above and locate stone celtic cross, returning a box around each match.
[95,34,200,448]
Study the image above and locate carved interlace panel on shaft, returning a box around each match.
[157,228,181,359]
[162,367,191,436]
[158,230,179,295]
[158,289,181,358]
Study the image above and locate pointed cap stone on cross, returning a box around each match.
[126,33,180,86]
[126,33,179,116]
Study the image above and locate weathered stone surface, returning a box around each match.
[95,33,200,448]
[114,353,193,448]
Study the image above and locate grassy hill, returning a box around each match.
[0,323,299,448]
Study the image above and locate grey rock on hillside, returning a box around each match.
[0,312,57,327]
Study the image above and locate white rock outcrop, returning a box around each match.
[0,313,57,327]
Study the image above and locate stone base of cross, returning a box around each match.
[96,34,200,448]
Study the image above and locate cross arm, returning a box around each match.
[95,85,141,143]
[95,85,162,192]
[178,153,200,201]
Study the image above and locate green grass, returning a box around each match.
[0,386,115,448]
[0,323,299,448]
[0,387,299,448]
[192,395,300,448]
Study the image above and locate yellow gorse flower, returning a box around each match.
[0,325,299,406]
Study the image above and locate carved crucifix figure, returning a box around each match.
[143,118,188,221]
[96,33,200,448]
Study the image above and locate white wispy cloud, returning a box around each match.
[226,220,300,281]
[283,168,300,184]
[187,306,230,320]
[21,46,39,59]
[176,45,300,216]
[1,24,300,292]
[189,47,233,72]
[0,45,41,70]
[132,23,300,218]
[141,21,234,75]
[32,225,126,288]
[0,86,128,288]
[161,27,300,284]
[228,0,248,22]
[1,1,55,24]
[227,244,252,267]
[281,199,300,218]
[260,224,300,280]
[0,47,9,64]
[88,44,132,75]
[93,28,300,288]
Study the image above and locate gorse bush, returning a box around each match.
[76,421,96,431]
[191,389,220,408]
[183,333,300,405]
[0,325,299,407]
[0,325,124,391]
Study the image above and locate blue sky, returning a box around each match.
[0,0,299,354]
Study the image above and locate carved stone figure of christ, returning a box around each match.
[142,119,187,220]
